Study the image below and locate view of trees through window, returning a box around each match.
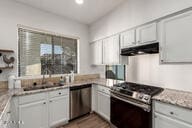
[18,28,78,76]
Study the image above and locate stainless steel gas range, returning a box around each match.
[110,82,163,128]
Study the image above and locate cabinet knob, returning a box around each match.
[7,111,11,114]
[170,112,174,115]
[59,92,61,95]
[43,102,46,104]
[50,101,53,103]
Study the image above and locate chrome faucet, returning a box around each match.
[42,67,52,85]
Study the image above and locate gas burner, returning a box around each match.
[111,82,163,104]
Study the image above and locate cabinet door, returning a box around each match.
[154,113,192,128]
[103,35,120,64]
[136,22,157,44]
[19,100,48,128]
[49,95,69,127]
[160,11,192,63]
[120,29,136,48]
[90,40,103,65]
[92,85,98,112]
[97,91,110,121]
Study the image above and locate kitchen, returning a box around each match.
[0,0,192,128]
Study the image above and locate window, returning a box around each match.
[105,65,125,80]
[18,28,78,76]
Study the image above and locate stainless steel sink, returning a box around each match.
[23,83,64,91]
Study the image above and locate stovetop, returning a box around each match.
[113,82,163,96]
[111,82,163,104]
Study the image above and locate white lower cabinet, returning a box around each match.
[153,101,192,128]
[19,100,48,128]
[91,85,98,112]
[94,85,110,121]
[18,88,69,128]
[49,95,69,127]
[154,113,192,128]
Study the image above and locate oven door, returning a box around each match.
[111,92,152,128]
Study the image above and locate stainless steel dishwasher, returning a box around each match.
[70,84,91,120]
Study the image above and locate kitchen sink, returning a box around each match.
[23,83,64,91]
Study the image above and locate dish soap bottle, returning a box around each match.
[70,71,75,83]
[59,76,64,85]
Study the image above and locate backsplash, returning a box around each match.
[20,74,100,88]
[126,54,192,92]
[0,81,8,89]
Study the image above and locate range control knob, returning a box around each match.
[139,95,143,99]
[144,97,149,100]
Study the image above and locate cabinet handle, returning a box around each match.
[7,111,11,114]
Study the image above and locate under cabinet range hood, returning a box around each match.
[121,43,159,56]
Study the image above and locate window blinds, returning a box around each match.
[18,28,78,76]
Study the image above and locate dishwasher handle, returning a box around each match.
[70,84,92,91]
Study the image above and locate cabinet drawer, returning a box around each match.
[154,101,192,124]
[19,93,46,105]
[49,88,69,98]
[97,85,110,95]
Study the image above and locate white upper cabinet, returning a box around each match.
[159,11,192,63]
[120,29,136,48]
[90,40,103,65]
[136,22,157,45]
[103,35,120,65]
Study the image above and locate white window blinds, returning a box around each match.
[18,28,78,76]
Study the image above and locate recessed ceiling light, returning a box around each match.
[75,0,84,5]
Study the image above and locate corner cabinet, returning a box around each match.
[159,10,192,63]
[136,22,157,45]
[153,101,192,128]
[90,40,103,65]
[103,35,120,65]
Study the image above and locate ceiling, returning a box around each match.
[12,0,126,24]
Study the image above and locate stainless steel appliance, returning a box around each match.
[121,43,159,56]
[70,84,91,120]
[110,82,163,128]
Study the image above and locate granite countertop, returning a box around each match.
[0,78,112,118]
[153,88,192,110]
[14,78,112,96]
[1,78,192,119]
[0,89,21,119]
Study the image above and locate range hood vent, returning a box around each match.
[121,43,159,56]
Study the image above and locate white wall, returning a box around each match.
[0,0,103,81]
[89,0,192,91]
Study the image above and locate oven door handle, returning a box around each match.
[111,93,151,112]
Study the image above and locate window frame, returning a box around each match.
[18,25,80,77]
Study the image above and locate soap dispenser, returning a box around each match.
[70,71,74,83]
